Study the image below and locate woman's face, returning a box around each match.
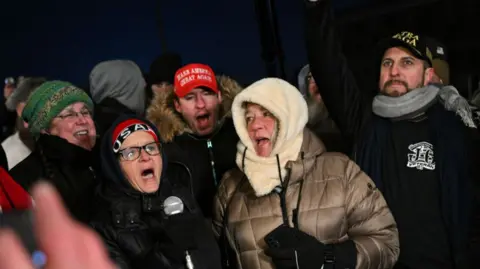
[47,102,96,150]
[117,131,163,193]
[245,103,277,157]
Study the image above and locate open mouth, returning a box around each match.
[255,138,270,146]
[196,113,211,126]
[141,168,155,179]
[73,130,89,138]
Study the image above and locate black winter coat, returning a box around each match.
[90,161,222,269]
[9,134,98,223]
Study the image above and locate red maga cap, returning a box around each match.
[174,63,218,98]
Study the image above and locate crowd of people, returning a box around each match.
[0,0,479,269]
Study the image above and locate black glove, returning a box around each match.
[162,213,200,250]
[264,227,357,269]
[264,227,326,269]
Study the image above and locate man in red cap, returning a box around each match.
[147,63,243,219]
[173,64,224,136]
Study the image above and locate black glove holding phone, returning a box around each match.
[264,225,356,269]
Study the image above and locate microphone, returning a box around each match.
[162,196,193,269]
[163,196,184,216]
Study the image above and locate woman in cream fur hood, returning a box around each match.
[213,78,399,269]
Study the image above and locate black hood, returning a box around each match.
[100,113,168,194]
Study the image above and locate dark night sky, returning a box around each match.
[0,0,374,87]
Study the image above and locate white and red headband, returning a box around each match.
[112,119,159,153]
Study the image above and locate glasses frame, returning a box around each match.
[116,142,162,161]
[56,110,92,120]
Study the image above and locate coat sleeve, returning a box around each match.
[90,224,131,269]
[343,160,399,269]
[305,0,372,144]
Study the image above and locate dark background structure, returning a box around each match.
[0,0,478,97]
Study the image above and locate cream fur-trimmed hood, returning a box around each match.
[146,75,243,142]
[231,78,309,196]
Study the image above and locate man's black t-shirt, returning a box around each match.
[384,119,452,269]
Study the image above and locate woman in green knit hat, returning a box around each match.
[9,80,99,223]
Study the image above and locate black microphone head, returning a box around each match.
[163,196,184,216]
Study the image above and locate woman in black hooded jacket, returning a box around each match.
[90,114,222,269]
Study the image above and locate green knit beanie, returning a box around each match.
[22,80,94,137]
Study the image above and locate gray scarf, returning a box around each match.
[372,84,476,128]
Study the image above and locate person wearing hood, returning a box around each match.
[305,1,480,268]
[297,64,348,153]
[1,77,45,170]
[147,63,243,219]
[9,80,98,223]
[90,115,222,269]
[89,60,147,139]
[213,78,399,269]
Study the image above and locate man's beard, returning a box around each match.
[381,74,425,97]
[16,117,35,151]
[306,96,340,134]
[306,96,329,125]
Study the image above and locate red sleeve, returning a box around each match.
[0,167,32,212]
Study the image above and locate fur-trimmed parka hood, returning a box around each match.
[146,75,243,142]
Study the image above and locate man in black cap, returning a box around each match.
[148,52,183,95]
[303,0,479,268]
[375,31,438,97]
[425,37,450,85]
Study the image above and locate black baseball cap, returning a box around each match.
[424,37,449,84]
[377,31,434,66]
[425,37,447,61]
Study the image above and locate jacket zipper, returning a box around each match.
[206,140,218,186]
[88,166,96,179]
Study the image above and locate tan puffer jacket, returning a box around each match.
[213,129,399,269]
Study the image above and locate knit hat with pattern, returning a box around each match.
[22,80,94,137]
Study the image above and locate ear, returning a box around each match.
[217,91,222,103]
[173,98,182,113]
[16,102,29,129]
[424,67,435,86]
[15,102,26,118]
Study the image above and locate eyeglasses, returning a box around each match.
[56,110,92,120]
[117,142,161,161]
